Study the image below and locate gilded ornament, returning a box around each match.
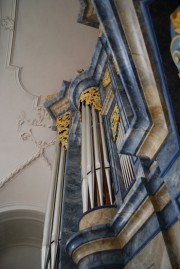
[111,104,120,142]
[45,94,57,101]
[102,69,111,88]
[170,8,180,78]
[56,112,71,150]
[79,87,102,111]
[170,9,180,34]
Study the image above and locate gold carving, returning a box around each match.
[111,104,120,142]
[44,94,57,101]
[79,87,102,111]
[170,9,180,34]
[56,112,71,150]
[102,69,111,88]
[170,35,180,73]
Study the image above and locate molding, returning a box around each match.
[0,204,45,215]
[101,87,114,115]
[67,182,171,264]
[0,241,42,250]
[92,0,151,156]
[1,0,39,98]
[114,0,168,160]
[0,150,41,189]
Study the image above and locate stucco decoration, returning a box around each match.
[0,97,56,189]
[0,16,14,31]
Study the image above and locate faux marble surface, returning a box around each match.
[60,120,82,269]
[124,232,172,269]
[79,207,117,230]
[92,0,151,156]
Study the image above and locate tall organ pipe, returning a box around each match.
[50,146,65,269]
[99,114,113,204]
[81,103,88,212]
[41,141,60,269]
[92,107,103,206]
[86,103,94,208]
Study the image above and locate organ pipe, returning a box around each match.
[81,103,88,212]
[86,103,94,208]
[92,107,103,206]
[41,141,60,269]
[50,146,65,269]
[99,114,113,204]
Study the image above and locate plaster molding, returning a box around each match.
[2,0,39,98]
[0,97,56,190]
[0,204,45,215]
[0,241,42,250]
[0,16,14,31]
[0,150,41,189]
[17,96,56,167]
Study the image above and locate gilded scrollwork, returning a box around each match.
[170,9,180,34]
[56,112,71,150]
[170,8,180,78]
[102,69,111,88]
[110,104,120,142]
[79,87,102,111]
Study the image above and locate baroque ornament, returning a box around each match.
[111,104,120,142]
[102,69,111,88]
[17,97,56,167]
[56,112,71,150]
[79,87,102,111]
[0,97,56,189]
[170,7,180,78]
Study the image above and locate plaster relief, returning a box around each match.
[0,97,56,189]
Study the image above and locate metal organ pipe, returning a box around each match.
[99,114,113,204]
[41,141,60,269]
[81,103,88,212]
[92,107,103,206]
[86,103,94,208]
[50,145,65,269]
